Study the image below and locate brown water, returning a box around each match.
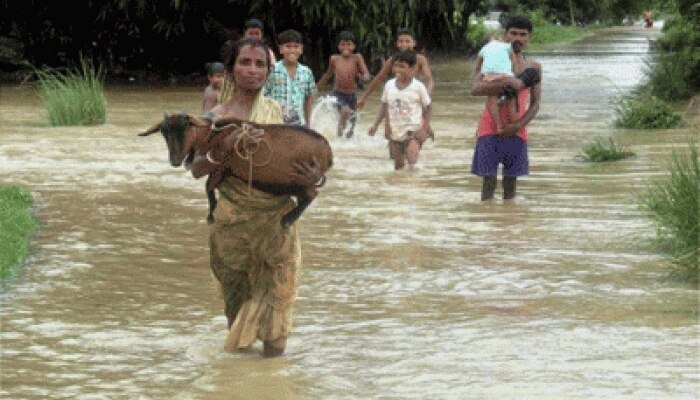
[1,27,698,399]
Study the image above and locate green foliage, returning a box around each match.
[640,13,700,101]
[0,186,38,278]
[640,140,699,284]
[35,55,106,126]
[613,95,682,129]
[579,136,635,162]
[465,18,491,49]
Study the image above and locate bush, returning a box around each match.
[466,18,492,50]
[0,186,38,278]
[579,137,635,162]
[640,141,699,284]
[613,95,682,129]
[36,55,106,126]
[639,13,700,101]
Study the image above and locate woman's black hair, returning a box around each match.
[225,37,273,75]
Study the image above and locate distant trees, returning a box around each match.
[0,0,684,80]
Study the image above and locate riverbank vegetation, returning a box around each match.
[640,141,699,285]
[0,0,681,82]
[616,1,698,128]
[579,137,635,162]
[35,56,106,126]
[614,95,682,129]
[0,186,38,278]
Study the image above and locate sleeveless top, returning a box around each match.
[476,87,529,141]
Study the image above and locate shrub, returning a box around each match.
[640,141,699,285]
[466,18,491,50]
[613,95,682,129]
[639,13,700,101]
[579,137,635,162]
[36,55,106,126]
[0,186,38,278]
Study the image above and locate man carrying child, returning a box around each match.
[470,15,542,201]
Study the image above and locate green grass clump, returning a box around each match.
[0,186,38,278]
[36,55,106,126]
[640,141,699,285]
[580,137,635,162]
[614,95,682,129]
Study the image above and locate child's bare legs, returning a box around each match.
[487,96,502,130]
[338,105,351,137]
[390,138,420,170]
[405,138,421,168]
[390,141,406,170]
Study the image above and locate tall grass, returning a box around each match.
[579,136,635,162]
[613,95,682,129]
[36,55,106,126]
[0,186,38,278]
[640,141,699,285]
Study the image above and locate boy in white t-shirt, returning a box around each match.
[368,50,431,170]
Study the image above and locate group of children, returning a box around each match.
[202,18,521,171]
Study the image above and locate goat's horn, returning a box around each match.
[138,122,162,136]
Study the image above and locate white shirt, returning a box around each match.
[381,78,431,141]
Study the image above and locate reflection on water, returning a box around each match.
[1,26,698,399]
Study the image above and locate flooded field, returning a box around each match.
[1,26,698,399]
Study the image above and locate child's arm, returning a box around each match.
[383,103,392,140]
[356,54,371,82]
[368,103,387,136]
[417,55,434,95]
[358,57,393,108]
[418,104,432,142]
[315,56,335,92]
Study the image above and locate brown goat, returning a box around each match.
[139,113,333,227]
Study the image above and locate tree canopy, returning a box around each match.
[0,0,685,81]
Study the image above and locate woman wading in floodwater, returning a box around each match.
[191,37,322,357]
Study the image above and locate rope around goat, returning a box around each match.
[212,122,273,194]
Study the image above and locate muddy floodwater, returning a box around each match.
[1,27,698,399]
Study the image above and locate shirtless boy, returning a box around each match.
[358,28,434,107]
[316,31,370,137]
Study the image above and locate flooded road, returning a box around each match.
[1,26,698,399]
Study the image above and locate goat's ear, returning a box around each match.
[138,122,162,136]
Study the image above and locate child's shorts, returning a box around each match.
[471,134,529,177]
[332,91,357,112]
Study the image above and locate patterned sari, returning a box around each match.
[209,88,300,351]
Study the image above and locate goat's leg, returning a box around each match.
[281,187,317,228]
[206,177,217,224]
[205,171,224,224]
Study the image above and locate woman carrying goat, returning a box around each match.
[191,37,323,358]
